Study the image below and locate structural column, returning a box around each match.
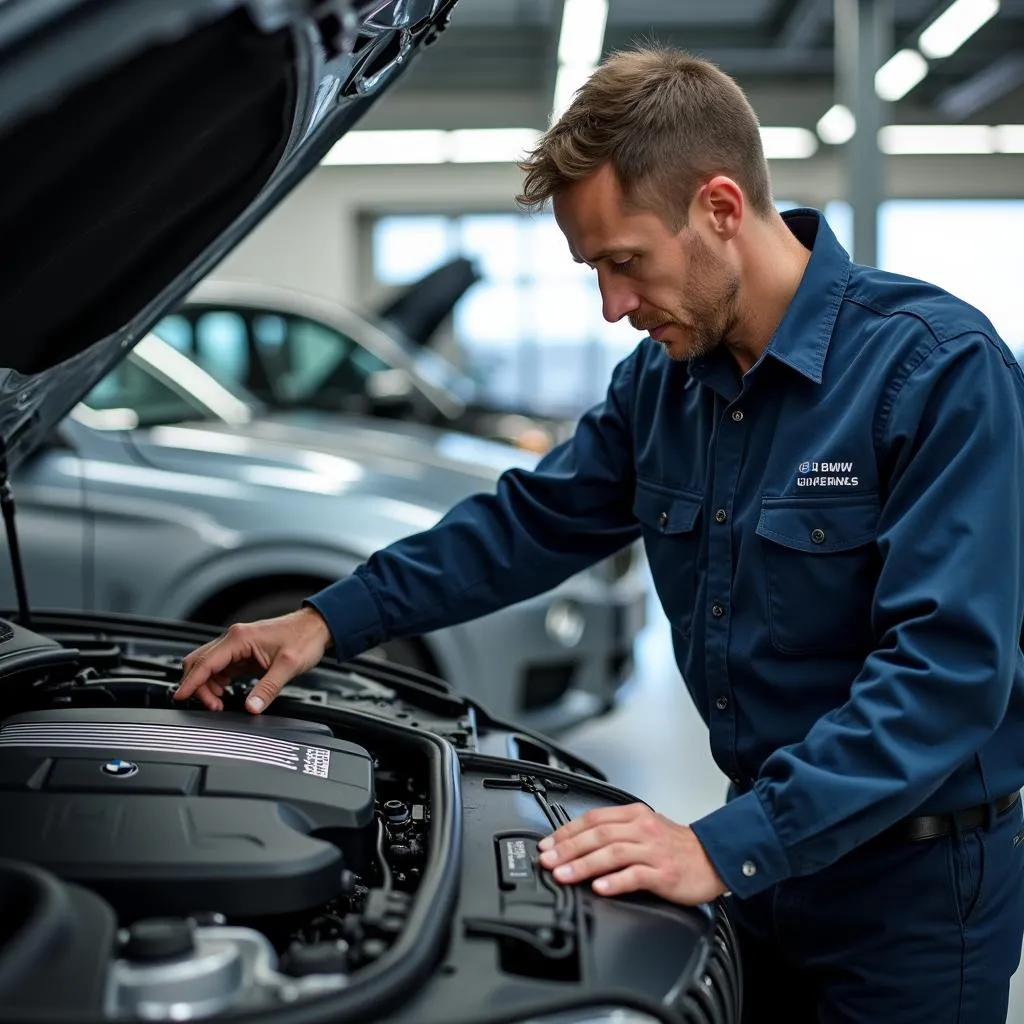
[834,0,892,266]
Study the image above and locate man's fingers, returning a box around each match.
[538,823,642,869]
[245,652,301,714]
[538,803,647,851]
[175,640,232,701]
[175,627,266,702]
[592,864,660,897]
[189,682,223,712]
[548,840,648,885]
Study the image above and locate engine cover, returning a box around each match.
[0,708,374,919]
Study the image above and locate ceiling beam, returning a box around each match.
[780,0,830,52]
[936,53,1024,119]
[684,47,834,75]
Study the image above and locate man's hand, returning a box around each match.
[173,606,332,715]
[537,803,727,905]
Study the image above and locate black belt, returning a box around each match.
[871,790,1020,848]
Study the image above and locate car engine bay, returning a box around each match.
[0,613,740,1024]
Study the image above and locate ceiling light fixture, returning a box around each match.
[875,48,930,101]
[816,104,857,145]
[919,0,1000,60]
[994,124,1024,153]
[551,0,608,121]
[878,124,995,154]
[759,127,819,159]
[321,129,543,166]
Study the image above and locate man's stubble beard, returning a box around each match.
[639,230,742,363]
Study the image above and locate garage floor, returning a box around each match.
[561,587,1024,1021]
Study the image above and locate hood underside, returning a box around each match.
[0,0,457,472]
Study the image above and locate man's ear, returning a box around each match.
[692,176,743,242]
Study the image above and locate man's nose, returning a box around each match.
[598,277,640,324]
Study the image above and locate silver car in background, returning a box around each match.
[163,278,574,452]
[8,335,646,732]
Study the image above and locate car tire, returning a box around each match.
[223,591,433,674]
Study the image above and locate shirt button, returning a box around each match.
[742,861,757,878]
[711,602,726,618]
[715,696,729,711]
[714,508,727,524]
[731,409,744,422]
[658,511,668,529]
[810,528,826,544]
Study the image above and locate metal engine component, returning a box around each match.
[105,923,347,1020]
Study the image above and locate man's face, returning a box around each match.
[552,163,740,362]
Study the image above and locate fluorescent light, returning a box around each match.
[816,104,856,145]
[321,129,540,165]
[878,124,995,154]
[322,130,448,165]
[759,127,819,159]
[557,0,608,67]
[449,128,542,163]
[552,0,607,120]
[875,49,929,101]
[919,0,999,60]
[552,64,593,121]
[994,124,1024,152]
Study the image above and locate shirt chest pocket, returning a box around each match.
[633,482,703,638]
[756,497,881,655]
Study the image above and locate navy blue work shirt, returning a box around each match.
[309,209,1024,898]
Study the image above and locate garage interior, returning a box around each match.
[3,0,1023,1021]
[211,1,1024,1015]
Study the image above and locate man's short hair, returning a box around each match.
[517,45,774,225]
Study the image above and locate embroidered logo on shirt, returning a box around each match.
[1013,829,1024,849]
[797,461,860,488]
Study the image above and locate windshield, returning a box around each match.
[79,335,256,429]
[154,307,407,412]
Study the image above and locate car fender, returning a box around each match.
[149,543,364,622]
[149,542,473,683]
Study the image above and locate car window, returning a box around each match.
[251,314,389,404]
[152,314,194,354]
[83,357,207,427]
[195,311,251,384]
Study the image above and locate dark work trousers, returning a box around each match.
[727,795,1024,1023]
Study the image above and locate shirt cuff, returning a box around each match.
[690,787,792,898]
[304,573,388,661]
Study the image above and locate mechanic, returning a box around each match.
[175,46,1024,1023]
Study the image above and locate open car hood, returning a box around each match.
[374,256,481,348]
[0,0,458,474]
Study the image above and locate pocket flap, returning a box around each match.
[756,498,879,553]
[633,483,702,534]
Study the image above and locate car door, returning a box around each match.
[73,355,231,617]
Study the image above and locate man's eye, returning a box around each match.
[610,258,636,274]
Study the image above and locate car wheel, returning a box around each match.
[223,591,433,674]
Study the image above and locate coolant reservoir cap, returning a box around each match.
[122,918,195,962]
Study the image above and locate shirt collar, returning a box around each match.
[763,208,851,384]
[689,208,850,387]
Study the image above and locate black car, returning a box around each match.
[0,3,741,1024]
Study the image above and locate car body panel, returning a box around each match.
[2,339,646,730]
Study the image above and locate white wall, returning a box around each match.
[212,154,1024,305]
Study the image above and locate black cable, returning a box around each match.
[374,815,393,894]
